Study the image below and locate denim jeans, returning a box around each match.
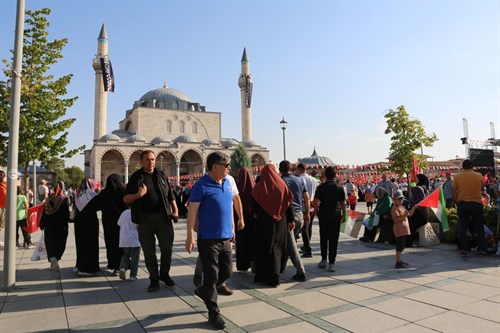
[457,201,487,252]
[120,247,141,277]
[281,211,305,275]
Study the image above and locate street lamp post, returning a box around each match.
[159,154,164,172]
[280,117,287,160]
[200,144,205,174]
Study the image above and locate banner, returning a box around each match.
[245,76,253,107]
[100,57,115,92]
[24,204,44,233]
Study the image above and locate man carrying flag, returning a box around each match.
[451,159,487,256]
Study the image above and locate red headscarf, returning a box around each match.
[251,164,293,221]
[237,167,255,217]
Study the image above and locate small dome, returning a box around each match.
[99,133,120,142]
[139,83,191,102]
[112,129,132,138]
[202,138,218,146]
[126,134,147,143]
[173,134,197,143]
[243,140,257,148]
[298,148,335,166]
[151,135,171,145]
[221,138,239,148]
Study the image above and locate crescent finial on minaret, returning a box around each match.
[98,23,108,40]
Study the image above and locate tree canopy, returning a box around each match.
[384,105,438,176]
[0,8,84,190]
[230,144,252,175]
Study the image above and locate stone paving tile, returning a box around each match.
[416,310,500,332]
[139,310,220,332]
[0,307,68,332]
[438,280,500,300]
[396,272,447,286]
[365,296,447,322]
[405,288,479,310]
[321,282,387,303]
[321,306,409,332]
[253,320,329,332]
[462,272,500,288]
[125,296,192,318]
[0,294,65,318]
[66,302,136,329]
[222,301,291,327]
[277,290,347,313]
[455,300,500,322]
[386,323,441,332]
[487,294,500,303]
[357,277,417,294]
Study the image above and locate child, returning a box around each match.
[348,190,357,211]
[117,209,141,280]
[391,190,416,269]
[364,188,375,214]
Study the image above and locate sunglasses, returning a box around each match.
[215,162,231,168]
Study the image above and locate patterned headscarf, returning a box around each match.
[75,178,98,211]
[44,181,66,215]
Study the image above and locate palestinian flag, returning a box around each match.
[341,210,366,238]
[416,186,449,232]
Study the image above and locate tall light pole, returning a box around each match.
[280,117,287,160]
[159,154,164,172]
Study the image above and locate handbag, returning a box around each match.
[31,231,47,261]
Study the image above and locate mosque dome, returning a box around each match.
[221,138,239,148]
[201,138,218,146]
[126,134,147,143]
[112,129,132,138]
[151,135,172,145]
[99,133,120,142]
[243,140,257,148]
[139,82,191,102]
[173,134,197,143]
[298,148,335,166]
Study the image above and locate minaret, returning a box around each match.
[92,24,108,141]
[238,47,253,142]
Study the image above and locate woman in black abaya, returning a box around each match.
[99,174,127,274]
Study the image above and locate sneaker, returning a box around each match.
[49,257,60,272]
[129,275,138,281]
[401,261,409,267]
[216,284,233,296]
[193,273,202,288]
[25,243,34,249]
[395,261,408,269]
[292,273,307,282]
[208,313,226,330]
[318,259,327,268]
[119,268,127,281]
[160,276,175,287]
[148,280,160,292]
[78,271,93,276]
[328,264,335,272]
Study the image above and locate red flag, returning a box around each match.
[410,156,420,182]
[24,204,44,233]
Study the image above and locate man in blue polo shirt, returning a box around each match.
[185,152,233,330]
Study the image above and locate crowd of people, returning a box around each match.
[0,154,496,330]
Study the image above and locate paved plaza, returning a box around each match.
[0,204,499,332]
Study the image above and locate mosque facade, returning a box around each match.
[85,25,269,184]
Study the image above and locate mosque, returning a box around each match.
[84,25,269,184]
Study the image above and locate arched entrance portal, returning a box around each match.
[101,150,125,184]
[157,151,176,176]
[128,150,143,177]
[180,150,202,177]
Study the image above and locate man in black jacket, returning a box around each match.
[124,150,179,292]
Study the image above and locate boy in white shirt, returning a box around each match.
[117,209,141,280]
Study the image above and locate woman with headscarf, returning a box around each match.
[40,181,70,272]
[360,187,393,242]
[407,173,430,246]
[99,174,127,274]
[235,167,256,272]
[74,178,101,275]
[251,164,293,287]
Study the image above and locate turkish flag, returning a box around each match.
[24,204,44,233]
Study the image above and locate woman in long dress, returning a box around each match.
[235,167,256,271]
[407,173,430,246]
[99,174,127,274]
[251,164,293,287]
[74,178,101,275]
[40,181,70,271]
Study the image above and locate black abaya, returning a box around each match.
[74,196,101,273]
[40,199,70,261]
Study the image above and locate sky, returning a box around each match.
[1,0,499,169]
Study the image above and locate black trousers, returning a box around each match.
[318,210,342,264]
[197,238,232,316]
[138,212,174,281]
[457,201,487,252]
[301,211,314,254]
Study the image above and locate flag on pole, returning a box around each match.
[341,210,366,238]
[416,186,449,232]
[410,156,420,182]
[24,204,44,233]
[100,57,115,92]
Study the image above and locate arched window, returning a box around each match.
[179,120,185,133]
[165,120,172,133]
[192,122,198,134]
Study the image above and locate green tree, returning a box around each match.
[230,144,252,175]
[0,8,84,193]
[41,156,65,174]
[58,166,83,188]
[384,105,438,177]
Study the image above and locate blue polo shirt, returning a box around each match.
[190,174,233,239]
